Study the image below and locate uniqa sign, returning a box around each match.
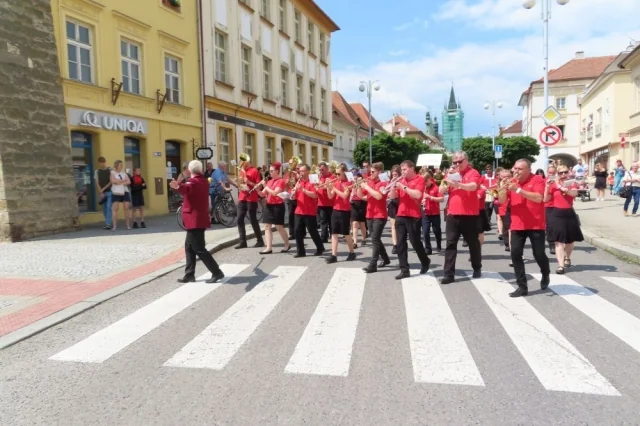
[67,108,149,134]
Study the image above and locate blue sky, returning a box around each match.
[318,0,640,137]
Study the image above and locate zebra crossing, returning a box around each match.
[48,263,640,397]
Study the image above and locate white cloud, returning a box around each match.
[334,0,640,136]
[389,49,409,57]
[393,17,427,31]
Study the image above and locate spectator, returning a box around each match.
[130,168,147,228]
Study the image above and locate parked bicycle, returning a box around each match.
[177,192,264,230]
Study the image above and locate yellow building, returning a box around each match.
[578,51,634,170]
[201,0,339,171]
[619,43,640,164]
[51,0,203,224]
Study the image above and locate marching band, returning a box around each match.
[223,150,559,298]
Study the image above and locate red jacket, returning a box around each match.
[177,174,211,230]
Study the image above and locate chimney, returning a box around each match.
[575,51,585,59]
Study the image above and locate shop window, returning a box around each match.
[71,131,95,212]
[124,137,141,173]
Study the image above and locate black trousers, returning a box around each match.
[422,214,442,251]
[501,213,511,248]
[510,230,550,289]
[184,228,221,277]
[366,218,390,265]
[545,207,555,248]
[318,206,333,242]
[444,215,482,278]
[237,200,262,244]
[485,201,494,222]
[294,214,324,255]
[287,200,303,237]
[395,216,430,274]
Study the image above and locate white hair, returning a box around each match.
[188,160,203,174]
[453,151,469,160]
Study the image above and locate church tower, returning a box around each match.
[441,85,465,152]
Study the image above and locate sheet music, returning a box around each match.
[379,172,390,182]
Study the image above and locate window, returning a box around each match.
[307,22,314,53]
[219,127,231,163]
[263,57,272,99]
[244,132,255,160]
[241,46,252,92]
[164,55,180,103]
[278,0,286,32]
[66,20,93,83]
[261,0,270,19]
[297,142,305,159]
[339,135,343,149]
[596,107,603,135]
[320,89,326,121]
[349,137,353,151]
[71,132,95,212]
[294,9,301,43]
[265,136,275,164]
[214,31,227,83]
[311,146,318,165]
[280,66,288,107]
[319,33,326,61]
[121,40,141,94]
[296,75,303,112]
[124,137,142,172]
[557,125,565,139]
[555,97,566,110]
[309,82,315,117]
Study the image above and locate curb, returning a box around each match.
[0,228,267,350]
[581,228,640,265]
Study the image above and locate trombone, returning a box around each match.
[380,176,402,194]
[236,152,250,190]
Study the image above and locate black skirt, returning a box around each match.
[331,209,351,236]
[547,208,584,244]
[263,203,285,225]
[131,191,145,207]
[387,199,398,219]
[477,210,491,233]
[350,200,366,222]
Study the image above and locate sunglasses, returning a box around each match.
[452,160,464,165]
[558,171,569,175]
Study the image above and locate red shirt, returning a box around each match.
[544,175,555,208]
[238,166,261,202]
[331,180,351,212]
[294,179,317,216]
[481,174,497,195]
[549,182,578,209]
[477,189,486,212]
[365,179,388,219]
[316,173,335,207]
[423,183,441,216]
[498,199,509,216]
[396,174,425,219]
[265,178,284,205]
[447,167,481,215]
[508,174,546,231]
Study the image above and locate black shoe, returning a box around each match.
[314,249,325,256]
[395,271,410,280]
[363,264,377,273]
[377,259,390,268]
[472,269,482,279]
[235,242,247,249]
[133,222,139,229]
[419,261,431,275]
[206,270,225,283]
[498,235,503,241]
[391,245,397,254]
[326,255,337,264]
[549,247,556,255]
[505,246,510,252]
[177,276,196,283]
[436,245,442,252]
[140,222,146,228]
[540,275,550,290]
[440,276,455,285]
[294,253,306,258]
[259,249,272,255]
[510,287,528,298]
[253,241,265,248]
[426,249,433,255]
[289,235,295,240]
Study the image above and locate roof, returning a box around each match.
[384,114,422,134]
[331,91,359,127]
[619,42,640,68]
[533,55,616,83]
[299,0,340,32]
[349,103,384,131]
[500,120,522,135]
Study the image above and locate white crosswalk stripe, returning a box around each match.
[49,264,250,363]
[602,276,640,299]
[285,268,366,377]
[165,266,307,370]
[403,271,484,387]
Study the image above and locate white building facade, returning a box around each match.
[331,117,356,165]
[201,0,339,170]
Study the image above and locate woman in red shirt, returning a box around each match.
[325,164,356,263]
[421,172,444,254]
[543,164,583,274]
[257,162,290,254]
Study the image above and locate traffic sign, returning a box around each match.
[541,105,561,126]
[539,125,562,146]
[494,151,503,159]
[495,145,503,153]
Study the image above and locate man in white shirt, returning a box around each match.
[572,159,587,178]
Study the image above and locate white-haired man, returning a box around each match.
[170,160,224,283]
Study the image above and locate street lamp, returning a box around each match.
[359,80,380,164]
[484,100,503,168]
[523,0,570,169]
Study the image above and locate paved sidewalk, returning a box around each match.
[573,193,640,263]
[0,214,258,343]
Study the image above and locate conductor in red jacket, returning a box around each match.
[170,160,224,283]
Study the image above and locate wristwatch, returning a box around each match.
[403,186,408,191]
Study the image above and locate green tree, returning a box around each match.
[353,133,448,170]
[461,137,494,169]
[461,135,540,170]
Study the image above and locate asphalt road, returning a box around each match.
[2,220,640,426]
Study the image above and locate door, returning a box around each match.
[165,140,181,211]
[71,132,95,212]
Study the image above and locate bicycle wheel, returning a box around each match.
[255,199,264,222]
[176,206,186,230]
[215,200,237,228]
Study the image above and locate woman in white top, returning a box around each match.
[110,160,132,230]
[622,161,640,217]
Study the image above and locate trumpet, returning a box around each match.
[315,178,338,189]
[380,176,402,194]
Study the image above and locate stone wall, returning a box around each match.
[0,0,79,241]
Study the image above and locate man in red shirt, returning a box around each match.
[235,157,264,249]
[440,151,482,284]
[170,160,224,283]
[316,162,335,243]
[388,160,430,279]
[358,162,390,273]
[499,159,550,297]
[545,164,557,255]
[293,164,325,257]
[421,172,444,254]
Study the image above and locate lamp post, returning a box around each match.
[484,100,503,168]
[522,0,570,169]
[359,80,380,164]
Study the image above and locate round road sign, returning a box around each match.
[539,125,562,147]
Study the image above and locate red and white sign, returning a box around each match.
[539,125,562,146]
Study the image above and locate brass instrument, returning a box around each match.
[286,155,302,189]
[381,176,402,194]
[316,178,338,189]
[236,152,250,190]
[328,160,341,175]
[290,177,302,198]
[496,171,520,197]
[310,164,319,174]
